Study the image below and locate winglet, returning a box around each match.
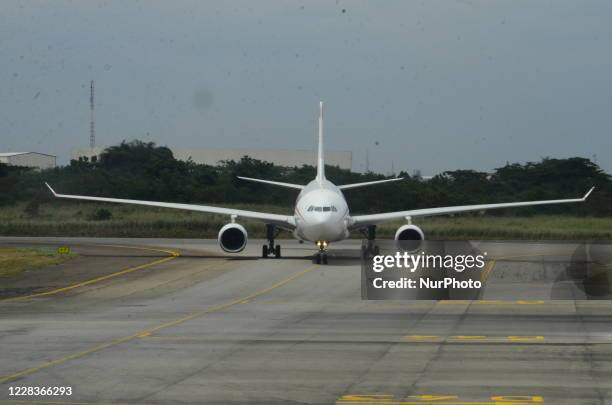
[582,186,595,201]
[45,182,57,196]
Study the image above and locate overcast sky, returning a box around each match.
[1,1,611,174]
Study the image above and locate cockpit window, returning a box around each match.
[307,205,338,213]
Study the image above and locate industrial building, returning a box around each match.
[72,147,353,170]
[0,152,56,170]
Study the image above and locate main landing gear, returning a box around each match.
[262,224,281,258]
[313,240,329,265]
[360,225,380,258]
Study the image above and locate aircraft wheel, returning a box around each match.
[275,245,281,258]
[262,245,268,258]
[321,253,328,265]
[313,253,321,264]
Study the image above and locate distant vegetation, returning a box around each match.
[0,140,611,240]
[1,139,611,214]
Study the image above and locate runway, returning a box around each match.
[1,237,611,405]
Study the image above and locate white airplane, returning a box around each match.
[46,102,594,264]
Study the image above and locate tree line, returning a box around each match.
[1,140,610,216]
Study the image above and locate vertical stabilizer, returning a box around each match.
[316,101,325,182]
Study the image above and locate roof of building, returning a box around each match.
[0,152,56,158]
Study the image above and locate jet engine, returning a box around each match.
[218,223,248,253]
[395,224,425,241]
[394,224,425,250]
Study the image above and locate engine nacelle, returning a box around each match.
[218,223,248,253]
[394,224,425,251]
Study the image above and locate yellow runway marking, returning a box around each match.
[337,401,533,405]
[454,335,487,340]
[0,264,318,384]
[480,259,496,282]
[402,335,544,343]
[477,250,574,285]
[95,244,179,256]
[0,245,180,303]
[336,400,534,405]
[337,394,543,405]
[404,335,441,341]
[507,336,545,342]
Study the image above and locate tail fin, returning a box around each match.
[316,101,325,182]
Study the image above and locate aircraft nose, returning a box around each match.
[310,213,331,225]
[303,212,343,240]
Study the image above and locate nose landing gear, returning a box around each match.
[262,224,281,258]
[313,240,329,265]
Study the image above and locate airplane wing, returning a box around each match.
[349,187,594,229]
[45,183,296,230]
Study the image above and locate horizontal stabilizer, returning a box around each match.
[338,177,404,190]
[237,176,304,190]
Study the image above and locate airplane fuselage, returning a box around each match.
[293,179,350,244]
